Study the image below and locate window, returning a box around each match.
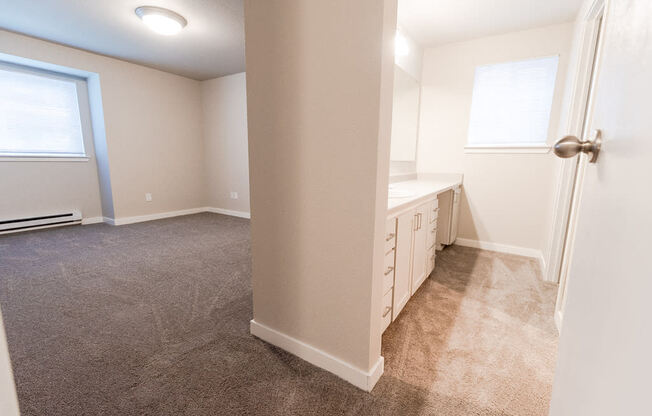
[0,63,86,158]
[466,56,559,151]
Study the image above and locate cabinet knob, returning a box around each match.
[385,232,395,241]
[382,306,392,318]
[384,266,394,276]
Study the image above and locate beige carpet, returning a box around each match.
[0,213,558,415]
[379,245,559,415]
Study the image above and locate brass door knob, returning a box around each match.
[553,129,602,163]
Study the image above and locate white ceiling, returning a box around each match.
[0,0,245,80]
[0,1,583,80]
[398,0,584,47]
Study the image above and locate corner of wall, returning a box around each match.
[87,74,116,220]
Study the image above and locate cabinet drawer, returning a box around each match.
[382,289,393,332]
[385,218,397,253]
[426,223,437,250]
[383,249,395,294]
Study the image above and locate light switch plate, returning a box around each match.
[145,193,152,202]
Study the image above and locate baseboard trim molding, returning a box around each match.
[104,207,251,226]
[554,310,563,334]
[250,319,384,392]
[537,254,548,280]
[455,238,545,264]
[110,208,206,226]
[81,216,104,225]
[455,238,548,278]
[103,206,251,226]
[203,207,251,219]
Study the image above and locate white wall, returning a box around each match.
[244,0,395,389]
[417,23,575,262]
[0,30,204,220]
[201,73,250,215]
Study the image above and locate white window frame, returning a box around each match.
[0,61,90,162]
[464,55,560,154]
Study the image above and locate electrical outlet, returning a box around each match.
[145,193,152,202]
[230,192,238,200]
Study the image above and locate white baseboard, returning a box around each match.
[455,238,547,276]
[102,216,116,226]
[554,310,563,334]
[250,319,384,392]
[81,216,104,225]
[109,208,206,226]
[103,206,251,226]
[203,207,251,219]
[537,254,548,280]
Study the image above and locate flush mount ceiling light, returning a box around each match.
[135,6,187,36]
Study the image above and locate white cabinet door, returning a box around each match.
[392,210,414,318]
[411,202,429,295]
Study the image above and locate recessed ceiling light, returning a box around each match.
[135,6,187,36]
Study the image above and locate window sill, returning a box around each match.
[464,144,551,154]
[0,155,89,162]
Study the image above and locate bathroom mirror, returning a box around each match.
[390,66,420,162]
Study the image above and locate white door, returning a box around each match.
[549,1,652,415]
[393,210,414,317]
[410,202,428,295]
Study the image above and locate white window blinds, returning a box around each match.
[467,56,559,146]
[0,66,85,157]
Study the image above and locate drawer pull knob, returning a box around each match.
[385,233,395,241]
[382,306,392,318]
[431,229,436,233]
[384,266,394,276]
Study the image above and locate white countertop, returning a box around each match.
[387,175,462,216]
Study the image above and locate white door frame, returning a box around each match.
[545,0,607,331]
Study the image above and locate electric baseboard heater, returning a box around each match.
[0,210,82,235]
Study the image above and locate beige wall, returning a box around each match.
[201,73,250,214]
[0,65,103,220]
[0,30,204,220]
[417,23,574,258]
[245,0,395,377]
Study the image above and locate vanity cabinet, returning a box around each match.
[382,197,439,332]
[382,218,397,333]
[410,202,429,296]
[393,211,414,318]
[436,185,461,247]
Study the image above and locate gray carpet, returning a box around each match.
[0,213,558,415]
